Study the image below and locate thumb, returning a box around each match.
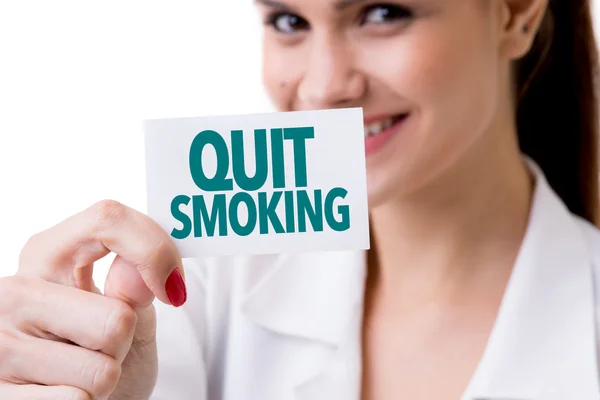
[104,256,186,308]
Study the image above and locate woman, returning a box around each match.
[0,0,598,398]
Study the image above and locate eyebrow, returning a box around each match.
[254,0,369,12]
[254,0,292,11]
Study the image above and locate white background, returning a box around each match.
[0,1,272,287]
[0,1,599,287]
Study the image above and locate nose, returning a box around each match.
[297,35,366,109]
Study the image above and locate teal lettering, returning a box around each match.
[297,190,323,233]
[231,129,268,191]
[284,190,296,233]
[192,194,228,237]
[325,187,350,232]
[229,192,258,236]
[284,127,314,188]
[270,128,285,189]
[171,189,351,238]
[189,130,233,192]
[171,195,192,239]
[258,192,285,234]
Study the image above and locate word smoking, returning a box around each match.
[170,126,351,238]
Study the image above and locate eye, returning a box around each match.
[361,4,413,25]
[265,13,310,34]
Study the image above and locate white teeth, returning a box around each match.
[371,122,383,135]
[364,117,396,137]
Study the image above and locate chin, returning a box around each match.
[365,161,432,209]
[366,179,404,210]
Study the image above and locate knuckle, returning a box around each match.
[132,306,157,351]
[0,276,27,311]
[103,302,137,345]
[65,387,92,400]
[0,276,16,299]
[91,200,128,232]
[91,358,121,397]
[19,231,64,272]
[18,232,45,267]
[138,238,170,272]
[0,331,17,373]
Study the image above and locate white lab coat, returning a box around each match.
[151,162,600,400]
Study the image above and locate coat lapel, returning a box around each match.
[241,250,367,400]
[466,164,600,399]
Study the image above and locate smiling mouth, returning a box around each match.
[364,114,410,138]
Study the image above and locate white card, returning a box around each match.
[144,108,370,257]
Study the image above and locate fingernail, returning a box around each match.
[165,269,187,307]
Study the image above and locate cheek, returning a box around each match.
[262,40,305,111]
[369,29,497,132]
[424,36,498,137]
[364,23,499,200]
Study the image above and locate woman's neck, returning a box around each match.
[368,128,533,306]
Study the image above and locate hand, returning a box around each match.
[0,200,187,399]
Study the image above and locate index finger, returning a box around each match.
[17,200,185,307]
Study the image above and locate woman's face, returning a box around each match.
[256,0,510,207]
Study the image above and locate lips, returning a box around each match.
[363,113,410,156]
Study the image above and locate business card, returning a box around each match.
[144,108,369,257]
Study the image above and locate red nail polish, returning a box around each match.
[165,269,187,307]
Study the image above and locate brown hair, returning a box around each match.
[516,0,599,224]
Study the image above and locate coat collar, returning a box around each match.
[241,249,367,347]
[465,162,600,399]
[240,160,600,399]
